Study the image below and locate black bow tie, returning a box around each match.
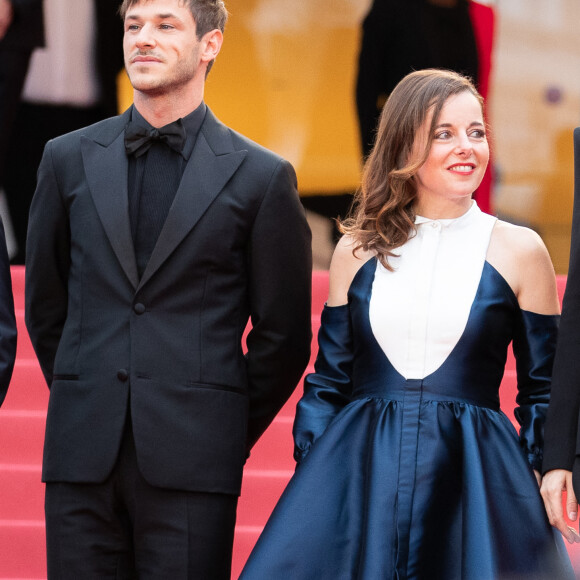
[124,119,186,157]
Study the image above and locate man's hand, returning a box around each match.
[0,0,13,40]
[540,469,580,544]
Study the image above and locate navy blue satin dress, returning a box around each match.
[240,259,574,580]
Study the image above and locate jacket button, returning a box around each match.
[117,369,129,382]
[134,303,146,314]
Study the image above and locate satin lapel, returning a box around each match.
[81,131,139,289]
[139,130,246,288]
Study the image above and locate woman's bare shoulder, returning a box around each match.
[326,235,374,306]
[491,220,546,256]
[488,220,559,313]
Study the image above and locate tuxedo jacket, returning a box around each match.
[25,106,312,495]
[1,0,44,51]
[543,127,580,493]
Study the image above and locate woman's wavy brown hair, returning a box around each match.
[341,68,484,270]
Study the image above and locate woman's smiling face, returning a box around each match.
[413,91,489,211]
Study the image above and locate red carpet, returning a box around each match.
[0,268,578,578]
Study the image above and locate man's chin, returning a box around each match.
[129,77,166,95]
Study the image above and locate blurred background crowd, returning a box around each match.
[1,0,577,273]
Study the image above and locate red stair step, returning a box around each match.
[0,468,44,520]
[15,317,37,362]
[10,266,25,311]
[237,470,292,527]
[2,360,48,411]
[0,522,46,578]
[0,413,45,465]
[232,526,261,579]
[245,417,294,472]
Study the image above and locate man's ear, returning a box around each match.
[200,29,223,65]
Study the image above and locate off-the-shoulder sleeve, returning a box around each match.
[512,309,559,472]
[293,304,353,464]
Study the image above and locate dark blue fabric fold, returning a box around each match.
[513,309,559,471]
[293,304,353,463]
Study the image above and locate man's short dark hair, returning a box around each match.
[119,0,228,38]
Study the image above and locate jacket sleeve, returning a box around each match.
[543,127,580,474]
[293,303,353,464]
[0,216,17,407]
[24,140,71,387]
[542,284,580,475]
[512,309,559,472]
[244,158,312,451]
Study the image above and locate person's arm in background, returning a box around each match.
[541,128,580,544]
[0,216,17,406]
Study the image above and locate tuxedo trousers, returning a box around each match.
[45,418,238,579]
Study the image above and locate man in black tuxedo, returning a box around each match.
[25,0,312,577]
[0,0,43,188]
[541,126,580,545]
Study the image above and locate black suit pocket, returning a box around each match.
[52,374,80,381]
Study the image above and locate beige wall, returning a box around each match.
[491,0,580,273]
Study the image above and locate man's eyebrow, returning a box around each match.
[125,12,181,20]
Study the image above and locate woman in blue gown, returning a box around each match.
[240,69,576,579]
